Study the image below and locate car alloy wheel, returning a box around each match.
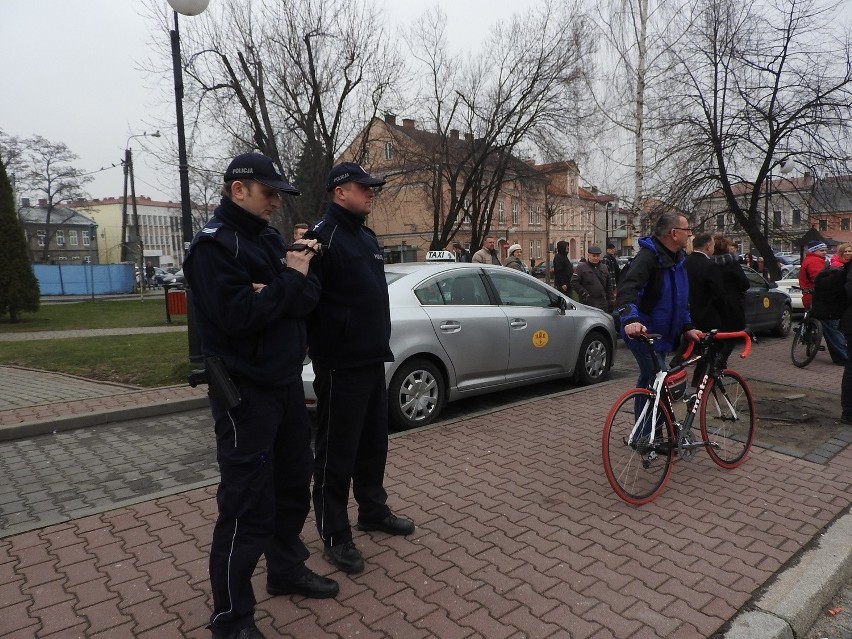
[388,358,446,431]
[574,332,611,385]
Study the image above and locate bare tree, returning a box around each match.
[390,1,595,251]
[660,0,852,279]
[15,136,92,262]
[161,0,402,229]
[588,0,691,226]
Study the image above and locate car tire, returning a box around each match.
[573,332,611,385]
[388,358,446,431]
[773,305,792,337]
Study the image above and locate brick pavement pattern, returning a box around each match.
[0,334,850,638]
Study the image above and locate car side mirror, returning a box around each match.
[767,280,778,289]
[551,295,569,314]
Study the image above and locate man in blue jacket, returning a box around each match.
[184,152,338,639]
[616,211,702,389]
[305,162,415,576]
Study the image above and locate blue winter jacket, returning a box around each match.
[183,197,321,386]
[615,235,693,352]
[304,202,394,369]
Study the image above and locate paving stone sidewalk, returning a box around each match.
[0,334,849,638]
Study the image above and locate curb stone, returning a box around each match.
[0,396,208,442]
[724,508,852,639]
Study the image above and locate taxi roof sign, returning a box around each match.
[426,250,457,262]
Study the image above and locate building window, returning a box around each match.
[536,206,542,226]
[37,230,46,247]
[842,218,850,231]
[792,209,802,226]
[56,230,65,246]
[716,214,724,230]
[558,208,565,226]
[773,210,782,228]
[536,240,542,259]
[69,230,78,246]
[384,142,393,161]
[529,240,534,257]
[819,219,828,231]
[512,202,519,226]
[498,201,505,225]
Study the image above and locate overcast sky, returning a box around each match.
[0,0,522,203]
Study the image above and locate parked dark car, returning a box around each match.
[162,269,186,289]
[531,260,553,278]
[742,266,792,336]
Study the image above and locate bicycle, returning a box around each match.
[790,306,824,368]
[602,330,756,505]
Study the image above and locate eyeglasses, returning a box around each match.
[672,227,692,233]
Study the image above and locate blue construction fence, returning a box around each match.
[33,263,135,296]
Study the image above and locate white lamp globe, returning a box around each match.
[778,158,795,175]
[167,0,210,16]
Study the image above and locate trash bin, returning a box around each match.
[167,289,188,315]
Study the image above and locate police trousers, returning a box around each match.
[312,363,390,546]
[208,379,312,634]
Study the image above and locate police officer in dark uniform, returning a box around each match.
[184,152,338,639]
[305,162,415,575]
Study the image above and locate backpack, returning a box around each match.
[810,263,851,320]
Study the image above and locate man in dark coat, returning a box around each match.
[684,233,726,332]
[305,162,415,578]
[571,245,613,311]
[184,152,338,639]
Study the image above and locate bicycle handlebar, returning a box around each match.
[634,329,752,359]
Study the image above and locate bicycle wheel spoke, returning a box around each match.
[603,389,674,504]
[700,370,756,468]
[791,318,822,368]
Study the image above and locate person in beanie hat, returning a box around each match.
[800,240,847,364]
[184,152,338,639]
[503,244,529,272]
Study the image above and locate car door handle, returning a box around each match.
[509,319,527,328]
[439,321,462,333]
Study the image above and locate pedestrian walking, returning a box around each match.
[553,240,573,296]
[304,162,415,577]
[184,152,338,639]
[571,245,612,311]
[800,240,847,364]
[712,235,750,368]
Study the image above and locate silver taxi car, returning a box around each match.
[303,262,617,431]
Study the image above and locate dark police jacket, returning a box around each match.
[304,202,393,369]
[183,197,320,387]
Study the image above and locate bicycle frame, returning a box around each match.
[629,330,750,458]
[603,329,755,504]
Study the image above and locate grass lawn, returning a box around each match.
[0,298,187,333]
[0,333,192,387]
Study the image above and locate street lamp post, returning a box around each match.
[123,131,161,296]
[168,0,209,365]
[89,223,96,302]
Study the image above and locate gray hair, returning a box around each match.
[652,211,686,239]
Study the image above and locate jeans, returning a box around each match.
[626,339,668,390]
[821,319,848,363]
[843,335,852,418]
